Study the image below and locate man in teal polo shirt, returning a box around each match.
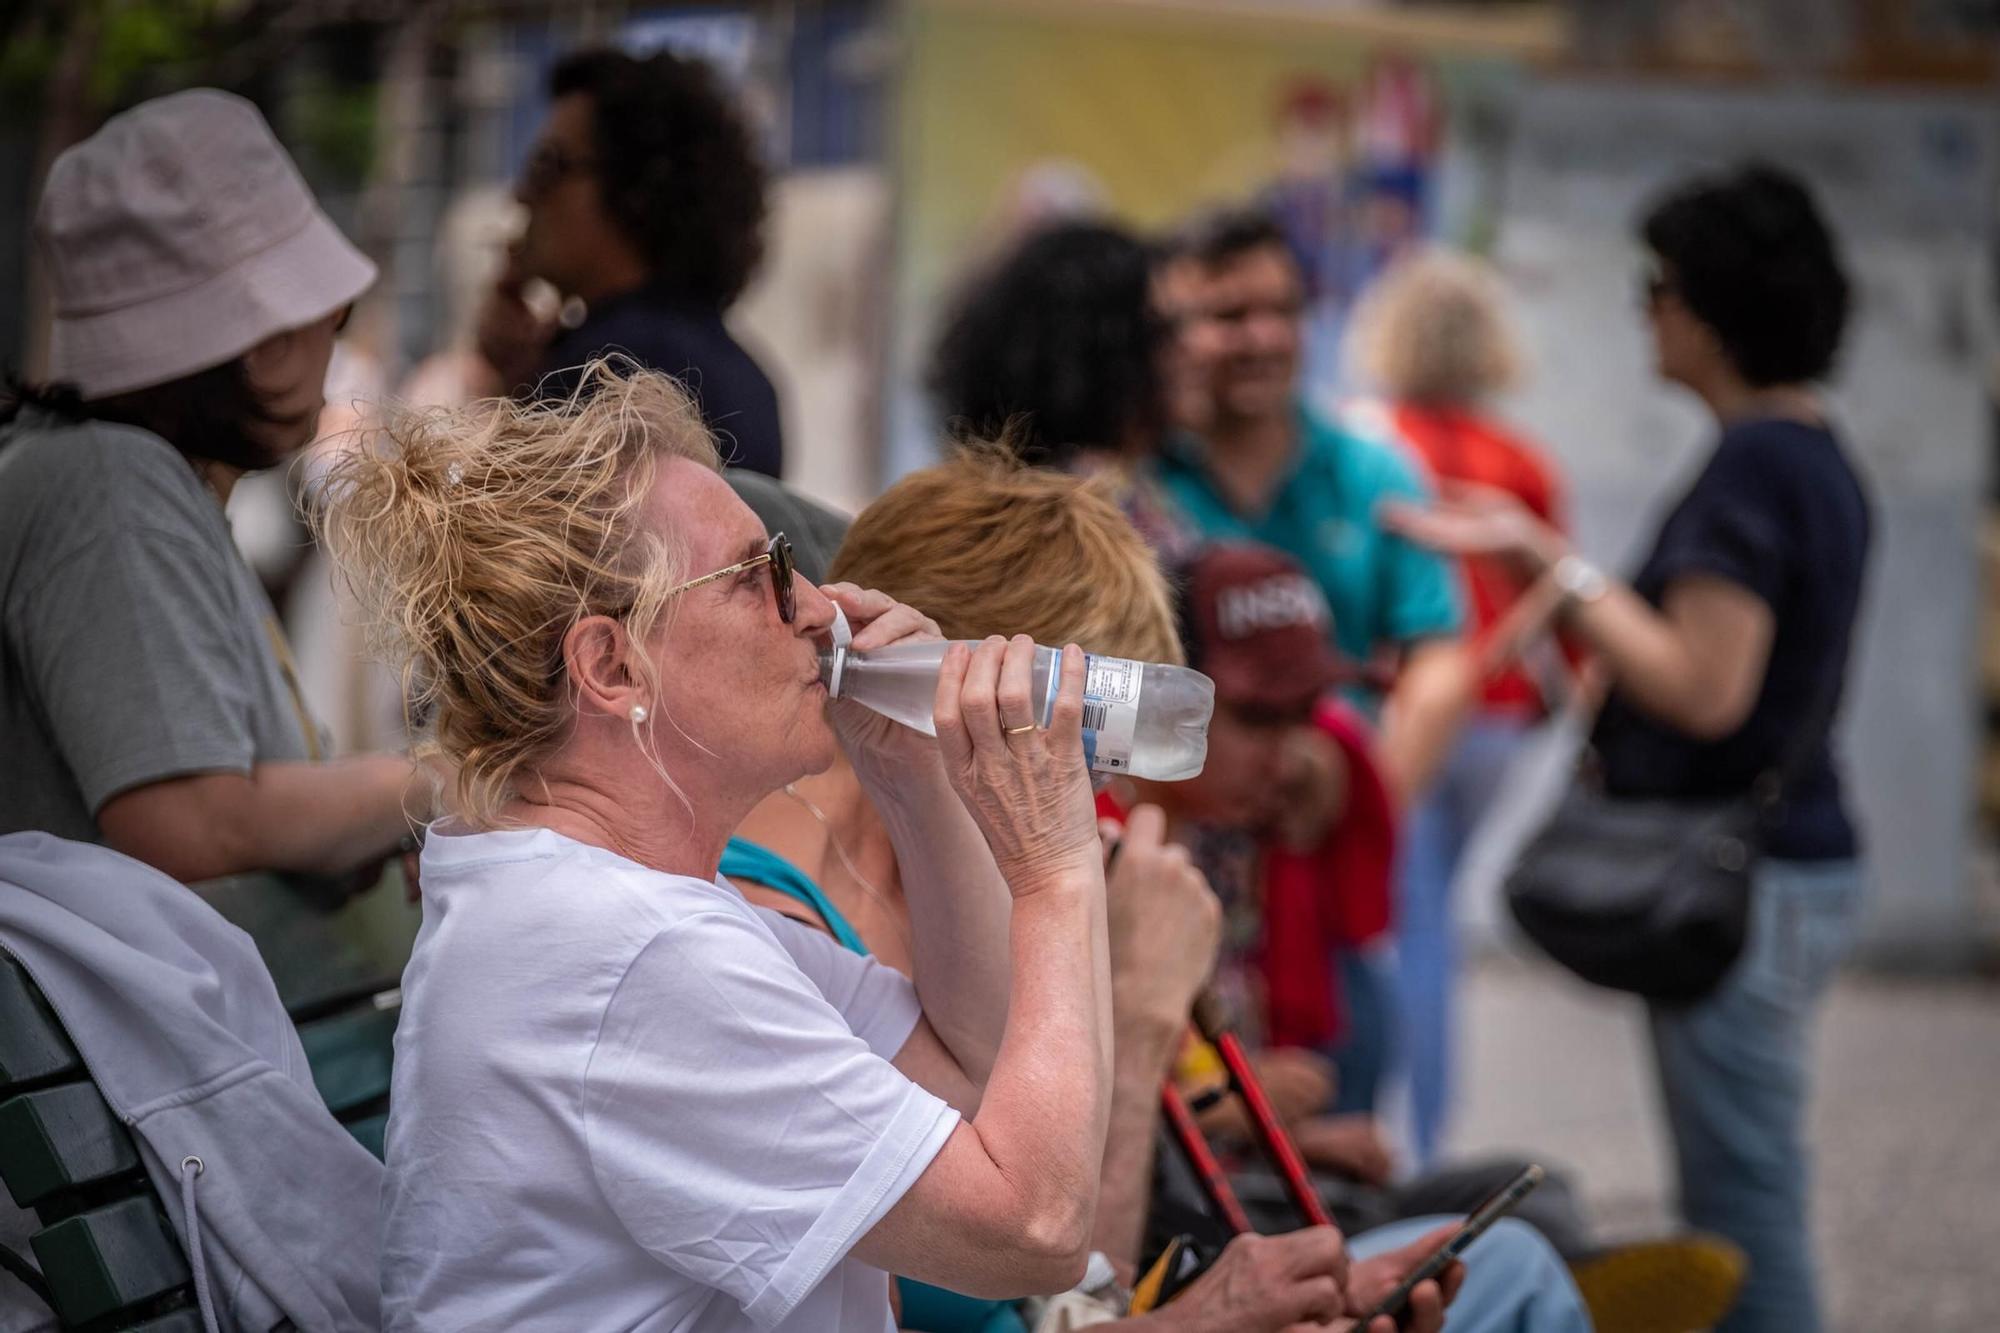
[1151,209,1465,803]
[1149,208,1468,1128]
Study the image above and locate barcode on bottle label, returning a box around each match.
[1082,702,1109,732]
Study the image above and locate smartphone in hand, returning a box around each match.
[1360,1165,1545,1325]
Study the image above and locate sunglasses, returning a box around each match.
[661,532,797,624]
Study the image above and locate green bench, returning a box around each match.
[293,992,401,1161]
[0,954,199,1329]
[0,955,402,1329]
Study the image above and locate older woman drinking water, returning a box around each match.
[316,360,1113,1330]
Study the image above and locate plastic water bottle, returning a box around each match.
[820,634,1214,781]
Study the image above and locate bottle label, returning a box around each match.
[1081,655,1142,773]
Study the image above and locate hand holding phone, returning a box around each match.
[1356,1164,1545,1327]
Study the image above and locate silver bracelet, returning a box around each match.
[1551,552,1609,606]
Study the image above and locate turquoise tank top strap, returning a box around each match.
[896,1278,1030,1333]
[719,836,869,956]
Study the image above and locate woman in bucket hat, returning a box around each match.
[0,91,435,938]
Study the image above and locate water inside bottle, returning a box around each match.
[816,640,1212,782]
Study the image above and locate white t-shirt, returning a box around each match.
[380,825,959,1331]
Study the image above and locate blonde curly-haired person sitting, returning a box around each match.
[316,360,1112,1331]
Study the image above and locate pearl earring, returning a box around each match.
[629,704,649,724]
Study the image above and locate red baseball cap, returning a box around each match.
[1178,543,1345,713]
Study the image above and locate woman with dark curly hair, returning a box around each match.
[477,47,784,476]
[929,222,1164,468]
[928,221,1197,558]
[1385,163,1871,1333]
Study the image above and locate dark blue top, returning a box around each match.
[1589,417,1872,861]
[534,285,784,477]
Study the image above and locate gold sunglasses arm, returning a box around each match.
[662,552,774,599]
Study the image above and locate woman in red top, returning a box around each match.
[1349,248,1572,1169]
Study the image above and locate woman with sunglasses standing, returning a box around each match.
[319,359,1118,1330]
[476,47,785,477]
[1384,164,1871,1333]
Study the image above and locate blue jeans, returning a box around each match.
[1324,946,1396,1116]
[1394,716,1534,1167]
[1349,1214,1591,1333]
[1648,857,1864,1333]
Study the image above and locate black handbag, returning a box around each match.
[1504,690,1837,1006]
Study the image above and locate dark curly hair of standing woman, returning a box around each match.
[550,48,768,310]
[1640,163,1852,387]
[928,221,1167,469]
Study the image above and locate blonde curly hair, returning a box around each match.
[312,359,720,824]
[1348,247,1525,405]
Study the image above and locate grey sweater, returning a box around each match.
[0,832,381,1331]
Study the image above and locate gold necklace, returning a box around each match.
[780,783,913,957]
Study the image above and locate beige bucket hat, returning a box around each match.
[35,88,377,400]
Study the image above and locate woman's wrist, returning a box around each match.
[1110,990,1191,1059]
[1002,855,1103,904]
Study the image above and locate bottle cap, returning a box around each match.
[819,606,852,698]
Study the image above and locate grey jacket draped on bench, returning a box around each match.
[0,832,381,1331]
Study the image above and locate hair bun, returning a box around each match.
[312,359,719,821]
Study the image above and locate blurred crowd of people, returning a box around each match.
[1,40,1871,1333]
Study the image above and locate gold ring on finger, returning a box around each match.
[1004,723,1037,736]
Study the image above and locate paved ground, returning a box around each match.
[1444,955,2000,1332]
